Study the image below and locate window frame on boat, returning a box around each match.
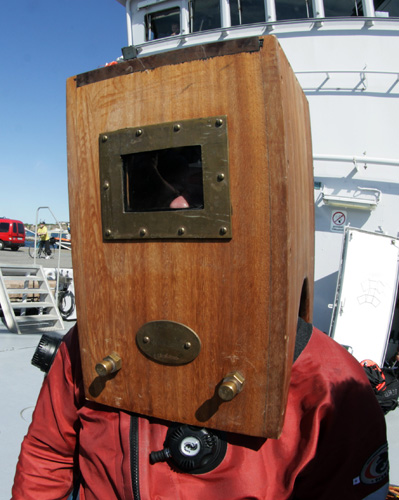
[127,0,395,47]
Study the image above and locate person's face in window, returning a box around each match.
[171,23,180,35]
[124,148,204,212]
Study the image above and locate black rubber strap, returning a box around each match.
[294,317,313,363]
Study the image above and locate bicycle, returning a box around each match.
[29,237,56,259]
[57,272,75,320]
[29,241,46,259]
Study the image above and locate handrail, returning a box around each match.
[298,70,399,77]
[128,16,399,59]
[33,206,64,303]
[295,69,399,93]
[313,154,399,167]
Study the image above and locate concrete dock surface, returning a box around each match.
[0,244,73,269]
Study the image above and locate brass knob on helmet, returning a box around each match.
[95,352,122,377]
[218,371,245,401]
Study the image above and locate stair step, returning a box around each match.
[11,301,55,310]
[0,264,65,334]
[0,267,41,276]
[2,275,44,282]
[18,323,63,333]
[6,288,48,295]
[15,314,61,324]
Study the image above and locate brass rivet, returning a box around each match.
[178,227,185,236]
[217,173,225,182]
[101,135,108,142]
[103,181,110,190]
[105,229,112,237]
[219,227,227,235]
[215,118,223,127]
[136,129,143,137]
[139,228,147,237]
[173,124,181,132]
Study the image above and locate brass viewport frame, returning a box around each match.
[99,116,231,240]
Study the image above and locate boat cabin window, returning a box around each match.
[191,0,221,32]
[145,8,180,40]
[323,0,363,17]
[374,0,399,17]
[230,0,266,25]
[275,0,313,20]
[122,146,204,212]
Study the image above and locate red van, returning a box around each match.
[0,218,26,251]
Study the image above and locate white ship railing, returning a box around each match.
[120,17,399,60]
[313,155,399,210]
[314,154,399,167]
[296,71,399,94]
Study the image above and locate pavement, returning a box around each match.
[0,244,73,269]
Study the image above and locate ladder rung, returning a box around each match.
[0,268,41,275]
[16,314,61,324]
[18,324,62,332]
[6,288,48,296]
[0,264,65,334]
[12,302,55,309]
[3,276,44,283]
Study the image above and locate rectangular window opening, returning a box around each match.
[323,0,363,17]
[275,0,314,21]
[145,8,180,41]
[230,0,266,25]
[191,0,221,31]
[374,0,399,17]
[122,146,204,212]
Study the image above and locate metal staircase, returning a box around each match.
[0,264,64,334]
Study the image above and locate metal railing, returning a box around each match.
[31,207,66,304]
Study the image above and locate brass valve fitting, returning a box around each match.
[218,371,245,401]
[95,352,122,377]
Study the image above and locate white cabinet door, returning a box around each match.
[330,227,399,366]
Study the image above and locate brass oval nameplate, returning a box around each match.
[136,320,201,365]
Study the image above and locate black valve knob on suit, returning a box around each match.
[31,333,64,374]
[150,425,227,474]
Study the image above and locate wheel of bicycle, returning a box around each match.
[29,246,43,259]
[58,290,75,319]
[29,245,37,258]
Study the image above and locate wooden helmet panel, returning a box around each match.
[67,36,314,438]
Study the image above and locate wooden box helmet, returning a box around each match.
[67,36,314,439]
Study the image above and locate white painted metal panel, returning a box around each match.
[330,227,399,365]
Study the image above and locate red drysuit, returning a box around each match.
[12,324,389,500]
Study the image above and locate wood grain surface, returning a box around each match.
[67,35,314,438]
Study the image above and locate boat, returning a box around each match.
[102,0,399,485]
[50,231,71,250]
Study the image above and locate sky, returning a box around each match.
[0,0,127,224]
